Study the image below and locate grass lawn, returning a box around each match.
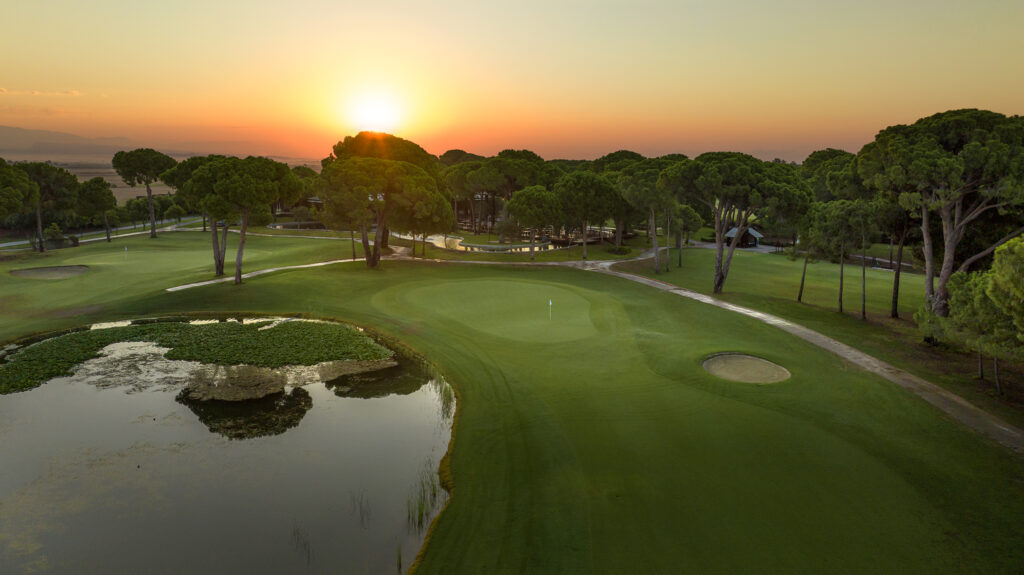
[3,235,1024,572]
[617,248,1024,430]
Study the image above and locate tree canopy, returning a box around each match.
[439,149,485,166]
[987,237,1024,341]
[190,156,301,282]
[555,171,617,260]
[801,148,855,202]
[857,108,1024,316]
[17,162,79,252]
[77,177,116,241]
[112,148,177,238]
[320,156,438,267]
[508,185,563,260]
[0,158,36,221]
[322,132,441,178]
[660,152,810,292]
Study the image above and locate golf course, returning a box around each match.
[2,229,1024,573]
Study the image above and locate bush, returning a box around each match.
[164,205,186,222]
[43,223,64,241]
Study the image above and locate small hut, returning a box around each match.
[724,227,763,248]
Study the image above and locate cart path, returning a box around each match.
[162,246,1024,456]
[588,262,1024,456]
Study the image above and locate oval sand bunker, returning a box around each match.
[703,353,791,383]
[10,265,89,279]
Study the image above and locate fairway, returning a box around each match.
[2,236,1024,573]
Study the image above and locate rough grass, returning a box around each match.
[0,319,391,393]
[2,234,1024,573]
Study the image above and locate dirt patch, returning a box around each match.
[10,265,89,279]
[702,353,791,383]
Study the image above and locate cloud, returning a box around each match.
[0,104,66,117]
[0,89,82,97]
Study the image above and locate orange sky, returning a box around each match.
[2,1,1023,162]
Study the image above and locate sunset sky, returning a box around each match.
[2,0,1023,162]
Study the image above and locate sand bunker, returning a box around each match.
[702,353,791,383]
[10,265,89,279]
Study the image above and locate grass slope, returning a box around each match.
[0,231,362,340]
[3,235,1024,572]
[617,248,1024,430]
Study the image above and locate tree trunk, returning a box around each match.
[676,229,682,268]
[202,212,207,233]
[360,226,372,266]
[380,226,390,249]
[581,219,588,260]
[994,357,1002,396]
[210,220,222,276]
[861,240,867,320]
[614,217,624,249]
[838,244,845,313]
[350,230,356,260]
[890,228,906,319]
[649,208,660,274]
[35,201,45,253]
[146,182,157,238]
[932,203,977,317]
[977,351,985,380]
[370,217,384,268]
[234,209,248,284]
[664,212,670,273]
[219,224,229,276]
[712,213,726,292]
[103,212,111,242]
[798,255,809,302]
[530,229,536,262]
[717,229,744,294]
[920,207,935,309]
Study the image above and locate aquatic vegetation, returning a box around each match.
[407,458,444,534]
[0,319,393,393]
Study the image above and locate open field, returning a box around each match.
[2,232,1024,572]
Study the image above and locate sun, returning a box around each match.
[348,91,403,133]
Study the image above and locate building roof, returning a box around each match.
[724,227,763,239]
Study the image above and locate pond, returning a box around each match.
[0,319,454,574]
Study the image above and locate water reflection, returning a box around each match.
[327,358,428,399]
[0,326,455,574]
[179,387,313,440]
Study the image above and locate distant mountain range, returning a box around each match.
[0,126,138,156]
[0,126,320,168]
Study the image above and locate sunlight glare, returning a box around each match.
[348,91,403,133]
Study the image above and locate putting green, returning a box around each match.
[382,279,599,343]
